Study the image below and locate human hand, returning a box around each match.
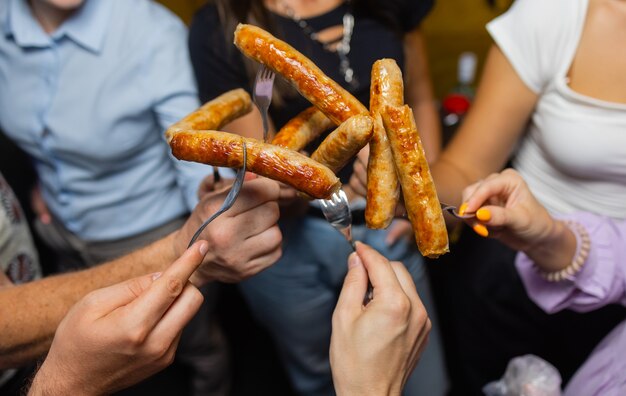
[460,168,557,252]
[177,177,282,284]
[348,146,369,198]
[384,219,414,246]
[28,242,208,396]
[197,170,231,198]
[30,183,51,225]
[330,243,430,396]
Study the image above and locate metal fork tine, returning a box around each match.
[253,65,275,143]
[440,202,476,219]
[188,142,247,248]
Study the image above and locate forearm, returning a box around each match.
[410,98,441,164]
[430,157,475,205]
[0,233,177,368]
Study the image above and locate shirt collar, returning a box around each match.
[5,0,112,53]
[5,0,51,48]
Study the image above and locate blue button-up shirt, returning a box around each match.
[0,0,211,241]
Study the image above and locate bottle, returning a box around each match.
[441,52,478,142]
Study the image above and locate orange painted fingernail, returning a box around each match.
[458,202,469,216]
[473,224,489,237]
[476,208,491,222]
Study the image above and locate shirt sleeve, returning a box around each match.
[486,0,587,94]
[142,7,211,210]
[188,4,250,103]
[516,212,626,314]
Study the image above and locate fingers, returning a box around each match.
[224,178,280,217]
[388,261,421,308]
[202,225,283,283]
[461,169,524,214]
[355,242,402,297]
[335,253,369,314]
[349,159,368,198]
[207,200,280,252]
[148,282,204,343]
[197,172,219,199]
[128,241,208,330]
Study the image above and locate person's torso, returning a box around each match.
[267,3,407,128]
[0,0,190,240]
[513,0,626,219]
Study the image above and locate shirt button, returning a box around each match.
[58,191,70,204]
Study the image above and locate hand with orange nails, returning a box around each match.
[28,242,209,396]
[459,168,562,253]
[330,242,431,396]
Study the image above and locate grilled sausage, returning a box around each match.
[165,89,252,142]
[272,106,335,151]
[311,115,374,173]
[366,59,404,229]
[169,130,341,199]
[381,104,449,258]
[233,24,368,124]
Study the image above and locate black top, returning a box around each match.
[188,0,433,180]
[189,0,433,125]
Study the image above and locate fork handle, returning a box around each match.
[261,115,270,143]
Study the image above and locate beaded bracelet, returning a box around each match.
[537,220,591,282]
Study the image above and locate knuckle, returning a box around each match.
[385,294,411,319]
[165,276,184,297]
[80,291,100,308]
[147,340,171,359]
[268,202,280,221]
[424,317,433,333]
[127,326,150,347]
[126,278,146,299]
[161,349,177,367]
[206,228,232,250]
[190,287,204,306]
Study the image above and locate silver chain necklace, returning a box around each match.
[278,1,359,91]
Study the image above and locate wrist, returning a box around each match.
[28,362,76,396]
[526,220,579,273]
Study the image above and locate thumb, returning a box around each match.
[335,253,369,314]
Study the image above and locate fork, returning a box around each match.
[319,190,374,303]
[253,65,275,143]
[319,190,355,251]
[440,202,476,220]
[188,142,247,248]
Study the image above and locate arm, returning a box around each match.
[403,28,441,163]
[0,177,282,368]
[350,45,538,228]
[461,169,626,313]
[28,242,207,395]
[330,243,430,396]
[430,45,538,209]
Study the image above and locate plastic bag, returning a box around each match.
[483,354,562,396]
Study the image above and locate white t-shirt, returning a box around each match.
[487,0,626,219]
